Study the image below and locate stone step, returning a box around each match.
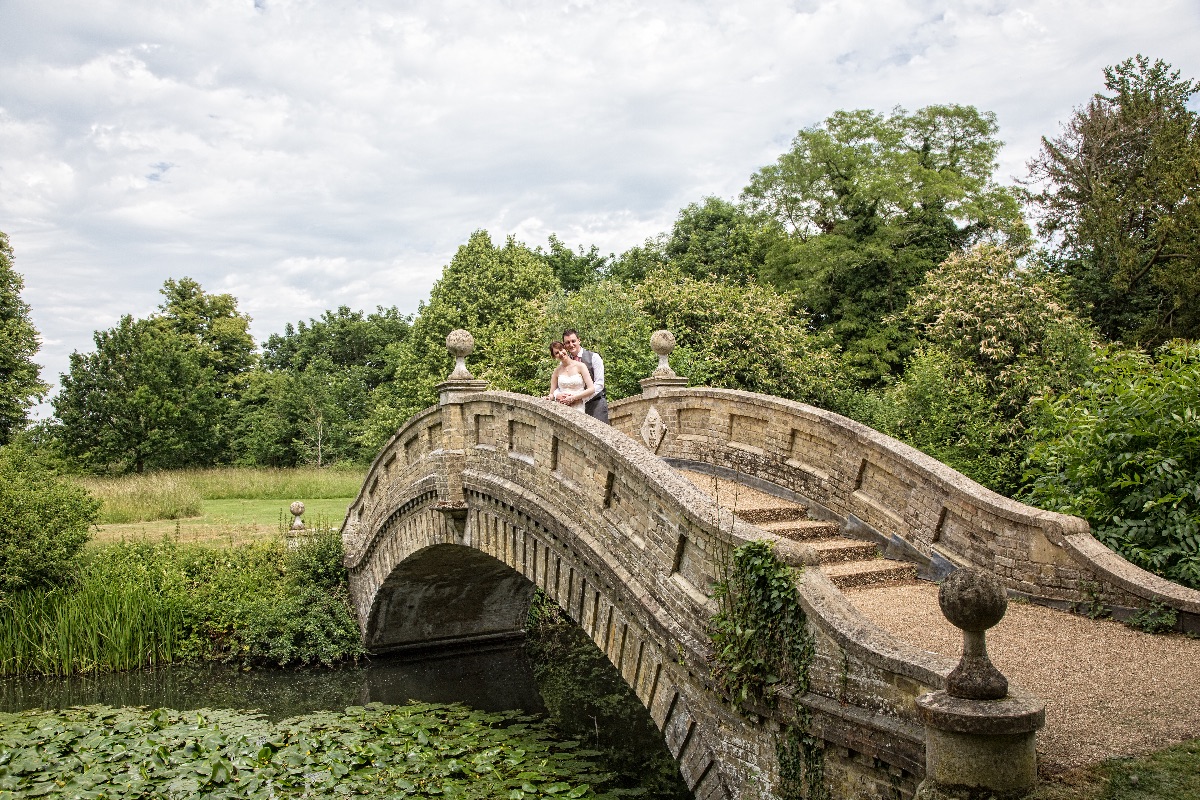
[809,539,883,564]
[734,505,809,525]
[756,519,842,541]
[822,559,919,590]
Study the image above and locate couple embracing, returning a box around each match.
[547,328,609,424]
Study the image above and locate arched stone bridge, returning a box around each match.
[341,335,1200,800]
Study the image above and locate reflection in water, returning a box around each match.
[0,644,545,721]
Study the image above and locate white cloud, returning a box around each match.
[1,0,1198,415]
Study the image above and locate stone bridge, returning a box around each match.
[341,331,1200,800]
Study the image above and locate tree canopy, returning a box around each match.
[1028,55,1200,346]
[54,315,221,473]
[745,105,1028,384]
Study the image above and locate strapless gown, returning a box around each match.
[555,371,586,411]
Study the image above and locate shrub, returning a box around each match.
[1024,341,1200,589]
[0,445,99,595]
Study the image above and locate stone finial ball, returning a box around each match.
[289,501,305,517]
[939,567,1007,632]
[446,329,475,358]
[650,329,677,356]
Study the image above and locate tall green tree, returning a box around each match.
[54,316,220,473]
[361,231,559,448]
[744,105,1027,384]
[261,305,410,386]
[156,277,256,388]
[663,197,781,283]
[868,244,1095,494]
[1027,55,1200,346]
[0,232,48,443]
[538,235,610,292]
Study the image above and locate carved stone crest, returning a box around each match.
[641,406,667,452]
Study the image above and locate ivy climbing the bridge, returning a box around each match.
[709,540,814,710]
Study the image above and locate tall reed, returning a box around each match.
[0,580,180,676]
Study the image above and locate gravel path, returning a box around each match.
[844,582,1200,771]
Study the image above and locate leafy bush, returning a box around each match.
[1024,341,1200,589]
[868,347,1023,494]
[0,445,99,596]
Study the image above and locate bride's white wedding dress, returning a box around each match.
[554,370,586,411]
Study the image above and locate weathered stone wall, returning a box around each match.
[343,389,965,799]
[611,387,1200,626]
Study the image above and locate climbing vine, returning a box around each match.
[710,540,823,799]
[709,540,815,710]
[776,714,828,800]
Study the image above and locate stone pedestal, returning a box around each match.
[915,690,1044,799]
[639,375,688,398]
[916,568,1046,799]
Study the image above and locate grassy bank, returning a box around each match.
[1032,738,1200,800]
[79,466,366,526]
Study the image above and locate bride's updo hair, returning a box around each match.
[550,341,566,357]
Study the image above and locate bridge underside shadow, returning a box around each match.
[366,543,537,655]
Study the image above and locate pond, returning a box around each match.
[0,609,693,799]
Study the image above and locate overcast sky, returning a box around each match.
[2,0,1199,414]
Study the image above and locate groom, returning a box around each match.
[562,328,609,424]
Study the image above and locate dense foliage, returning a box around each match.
[1024,342,1200,589]
[0,703,619,799]
[744,104,1028,384]
[0,445,99,596]
[710,540,814,710]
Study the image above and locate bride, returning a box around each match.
[548,340,595,412]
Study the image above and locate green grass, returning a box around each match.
[1032,739,1200,800]
[75,467,366,545]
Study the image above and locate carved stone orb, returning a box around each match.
[446,329,475,358]
[939,567,1007,632]
[650,329,676,356]
[289,501,305,517]
[939,567,1009,700]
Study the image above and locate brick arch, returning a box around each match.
[348,472,735,800]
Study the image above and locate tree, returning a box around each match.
[54,316,220,473]
[261,305,410,388]
[0,232,48,443]
[0,444,99,596]
[156,277,256,387]
[1027,55,1200,346]
[538,235,610,292]
[871,244,1096,494]
[663,197,781,283]
[635,271,845,409]
[744,105,1028,384]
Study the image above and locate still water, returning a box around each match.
[0,626,693,799]
[0,644,544,720]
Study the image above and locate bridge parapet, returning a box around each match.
[610,386,1200,627]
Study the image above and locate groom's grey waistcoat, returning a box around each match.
[577,349,605,399]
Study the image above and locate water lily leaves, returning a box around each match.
[0,703,619,798]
